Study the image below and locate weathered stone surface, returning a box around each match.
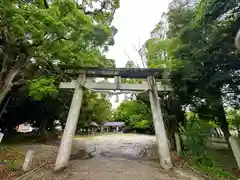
[148,76,172,170]
[0,133,4,143]
[229,136,240,170]
[22,150,34,171]
[55,75,85,171]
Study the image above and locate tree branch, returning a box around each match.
[132,43,147,68]
[124,50,138,67]
[0,56,8,82]
[13,78,25,86]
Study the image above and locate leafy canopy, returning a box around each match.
[0,0,119,102]
[114,100,152,129]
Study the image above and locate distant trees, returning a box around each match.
[113,100,153,133]
[1,84,113,137]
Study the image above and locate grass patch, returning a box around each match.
[182,149,238,180]
[207,148,240,178]
[189,159,236,180]
[0,131,59,176]
[0,146,24,171]
[181,119,239,179]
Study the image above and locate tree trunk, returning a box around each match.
[40,119,48,141]
[168,131,176,151]
[167,118,178,151]
[208,91,230,142]
[0,86,11,106]
[238,125,240,137]
[217,101,230,141]
[0,69,20,105]
[165,96,184,151]
[179,131,184,150]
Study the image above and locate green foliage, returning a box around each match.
[1,84,113,134]
[27,77,58,100]
[134,120,151,129]
[226,109,240,130]
[1,86,63,132]
[167,0,240,108]
[144,0,240,139]
[1,0,111,64]
[121,60,143,84]
[188,154,237,180]
[78,91,113,127]
[0,0,119,105]
[182,114,236,179]
[0,0,119,133]
[145,38,181,69]
[114,100,152,130]
[143,0,240,177]
[183,115,212,155]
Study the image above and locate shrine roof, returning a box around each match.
[103,122,125,127]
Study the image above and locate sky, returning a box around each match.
[106,0,169,68]
[106,0,169,109]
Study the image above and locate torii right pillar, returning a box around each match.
[147,76,172,170]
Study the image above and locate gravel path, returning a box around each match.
[20,134,204,180]
[25,158,187,180]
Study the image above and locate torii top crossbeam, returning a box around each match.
[63,67,164,79]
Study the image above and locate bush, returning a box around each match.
[182,116,237,179]
[183,119,211,156]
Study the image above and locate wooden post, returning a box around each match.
[174,132,182,155]
[22,150,34,171]
[54,74,85,171]
[229,136,240,170]
[0,133,4,143]
[148,76,172,170]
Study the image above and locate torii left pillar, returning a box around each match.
[55,74,85,171]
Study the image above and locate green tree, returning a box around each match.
[1,86,62,137]
[114,100,153,132]
[0,0,119,104]
[144,0,240,140]
[171,0,240,139]
[78,91,112,128]
[1,85,113,137]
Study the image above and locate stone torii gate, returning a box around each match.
[55,67,173,171]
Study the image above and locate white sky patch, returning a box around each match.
[106,0,169,68]
[105,0,169,109]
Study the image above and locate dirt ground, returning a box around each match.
[7,134,206,180]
